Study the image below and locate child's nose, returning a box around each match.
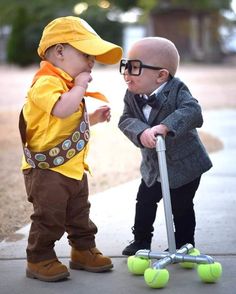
[88,56,95,67]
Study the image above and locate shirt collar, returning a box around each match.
[142,82,167,99]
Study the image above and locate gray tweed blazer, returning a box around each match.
[118,77,212,189]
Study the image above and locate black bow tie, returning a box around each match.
[135,94,158,109]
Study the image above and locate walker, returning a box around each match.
[127,135,222,289]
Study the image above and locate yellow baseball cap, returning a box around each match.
[38,16,123,64]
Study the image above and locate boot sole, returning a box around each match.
[69,261,113,273]
[26,269,70,282]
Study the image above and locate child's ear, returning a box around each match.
[156,69,170,83]
[54,44,64,59]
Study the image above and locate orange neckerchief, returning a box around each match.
[32,61,109,103]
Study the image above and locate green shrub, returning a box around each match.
[7,6,39,66]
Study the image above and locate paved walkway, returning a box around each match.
[0,109,236,294]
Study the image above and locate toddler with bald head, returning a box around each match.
[119,37,212,256]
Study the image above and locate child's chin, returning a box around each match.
[128,86,137,94]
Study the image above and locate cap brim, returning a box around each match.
[69,38,122,65]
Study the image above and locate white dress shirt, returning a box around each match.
[142,82,167,121]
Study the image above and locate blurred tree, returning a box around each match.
[0,0,233,24]
[0,0,123,65]
[0,0,71,65]
[0,0,234,64]
[79,5,123,45]
[110,0,232,12]
[7,6,30,65]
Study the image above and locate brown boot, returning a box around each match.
[70,247,113,272]
[26,258,70,282]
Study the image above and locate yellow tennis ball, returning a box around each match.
[180,248,201,269]
[144,268,169,288]
[197,262,222,283]
[127,256,151,275]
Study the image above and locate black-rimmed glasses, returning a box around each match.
[119,59,164,76]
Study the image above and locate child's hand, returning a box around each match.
[140,124,169,148]
[74,72,92,90]
[151,124,169,138]
[140,128,156,148]
[52,72,93,118]
[89,105,111,126]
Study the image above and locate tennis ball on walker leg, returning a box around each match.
[127,256,151,275]
[144,268,169,288]
[197,262,222,283]
[180,248,201,269]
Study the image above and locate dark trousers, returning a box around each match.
[23,168,97,263]
[133,177,201,249]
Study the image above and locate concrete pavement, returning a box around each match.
[0,109,236,294]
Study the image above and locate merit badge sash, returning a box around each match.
[19,102,90,169]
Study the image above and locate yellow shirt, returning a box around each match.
[21,69,89,180]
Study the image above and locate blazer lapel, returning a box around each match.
[148,91,168,125]
[133,94,148,122]
[147,78,177,125]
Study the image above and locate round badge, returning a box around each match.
[84,130,90,141]
[53,156,64,166]
[49,147,60,157]
[66,149,76,159]
[80,121,86,133]
[24,147,31,158]
[76,140,85,151]
[62,139,72,150]
[27,158,35,168]
[35,153,47,162]
[72,131,80,142]
[38,162,50,169]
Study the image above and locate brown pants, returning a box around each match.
[23,168,97,263]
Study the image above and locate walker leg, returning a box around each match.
[156,136,176,253]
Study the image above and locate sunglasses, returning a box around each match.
[119,59,165,76]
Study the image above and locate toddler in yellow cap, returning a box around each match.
[19,16,122,282]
